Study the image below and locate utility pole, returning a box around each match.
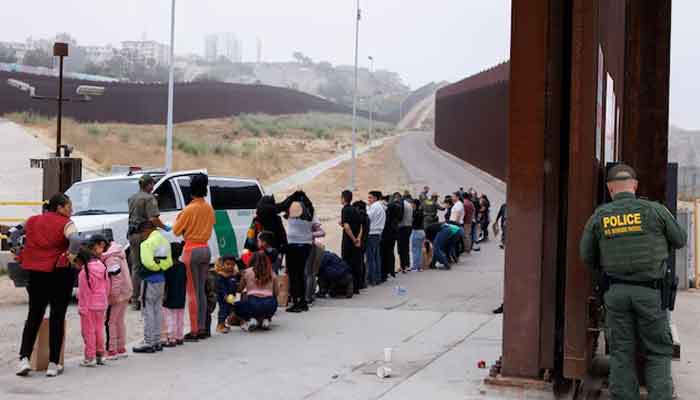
[165,0,176,172]
[368,55,374,147]
[350,0,361,190]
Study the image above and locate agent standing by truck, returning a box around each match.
[579,164,686,400]
[128,175,168,311]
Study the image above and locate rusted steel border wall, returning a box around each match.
[0,71,385,124]
[435,62,510,181]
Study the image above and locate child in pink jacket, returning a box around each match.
[102,240,133,360]
[76,247,110,367]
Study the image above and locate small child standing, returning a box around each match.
[76,241,110,367]
[163,243,187,347]
[133,221,173,354]
[214,255,239,334]
[101,238,132,360]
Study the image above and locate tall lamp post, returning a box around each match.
[350,0,361,190]
[368,55,374,147]
[164,0,176,172]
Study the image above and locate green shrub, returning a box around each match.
[87,125,101,136]
[174,136,208,156]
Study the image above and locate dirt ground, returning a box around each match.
[0,137,409,372]
[4,114,389,185]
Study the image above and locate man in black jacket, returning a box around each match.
[380,195,402,281]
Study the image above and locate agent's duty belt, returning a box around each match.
[608,276,662,290]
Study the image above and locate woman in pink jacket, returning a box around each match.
[76,245,110,368]
[100,239,132,360]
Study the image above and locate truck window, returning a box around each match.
[176,178,193,206]
[210,179,262,210]
[154,181,178,211]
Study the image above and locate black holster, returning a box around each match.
[660,260,678,311]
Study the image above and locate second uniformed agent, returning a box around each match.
[579,163,686,400]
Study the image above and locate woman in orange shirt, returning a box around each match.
[173,174,215,341]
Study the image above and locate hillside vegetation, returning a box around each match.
[5,112,394,184]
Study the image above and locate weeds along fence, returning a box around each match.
[0,71,392,124]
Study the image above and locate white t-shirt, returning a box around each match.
[367,201,386,235]
[450,201,465,224]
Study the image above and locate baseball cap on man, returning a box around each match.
[139,174,155,186]
[606,164,637,182]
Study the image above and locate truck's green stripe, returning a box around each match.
[214,210,239,257]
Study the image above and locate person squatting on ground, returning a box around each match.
[341,190,363,295]
[128,174,168,311]
[579,164,686,400]
[98,235,132,360]
[173,173,215,341]
[425,223,463,270]
[234,251,278,331]
[317,251,354,298]
[163,243,187,347]
[16,193,78,378]
[75,242,109,368]
[410,199,426,271]
[214,255,239,334]
[133,221,173,354]
[366,191,386,286]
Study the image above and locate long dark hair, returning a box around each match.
[250,251,272,286]
[47,193,70,212]
[76,247,94,289]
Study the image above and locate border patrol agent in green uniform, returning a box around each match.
[580,164,686,400]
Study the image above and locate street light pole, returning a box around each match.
[368,55,374,147]
[56,49,65,157]
[165,0,176,172]
[350,0,360,190]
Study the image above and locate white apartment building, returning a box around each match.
[121,40,170,67]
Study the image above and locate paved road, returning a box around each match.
[0,132,537,400]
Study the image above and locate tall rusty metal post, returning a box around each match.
[502,0,568,379]
[563,0,601,379]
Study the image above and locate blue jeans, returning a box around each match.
[366,235,382,285]
[410,230,426,270]
[447,228,464,260]
[233,296,277,322]
[432,226,452,267]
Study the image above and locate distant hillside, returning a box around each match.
[669,125,699,167]
[0,71,390,124]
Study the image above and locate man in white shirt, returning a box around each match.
[366,191,386,285]
[449,192,465,226]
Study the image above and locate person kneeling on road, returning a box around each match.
[425,223,462,270]
[133,221,173,354]
[317,251,354,299]
[234,251,278,332]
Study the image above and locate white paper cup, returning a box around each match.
[376,366,392,378]
[384,347,393,363]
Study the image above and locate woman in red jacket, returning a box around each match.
[16,193,77,378]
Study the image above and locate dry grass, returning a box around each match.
[4,112,393,185]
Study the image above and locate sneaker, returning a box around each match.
[493,304,504,314]
[164,341,177,348]
[46,362,63,377]
[176,339,184,346]
[154,344,163,352]
[248,319,258,331]
[106,353,121,361]
[261,319,271,330]
[16,357,31,377]
[96,355,106,365]
[240,320,250,332]
[117,349,129,359]
[132,343,155,354]
[199,330,211,339]
[216,323,230,334]
[80,359,97,368]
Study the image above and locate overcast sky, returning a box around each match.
[1,1,698,128]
